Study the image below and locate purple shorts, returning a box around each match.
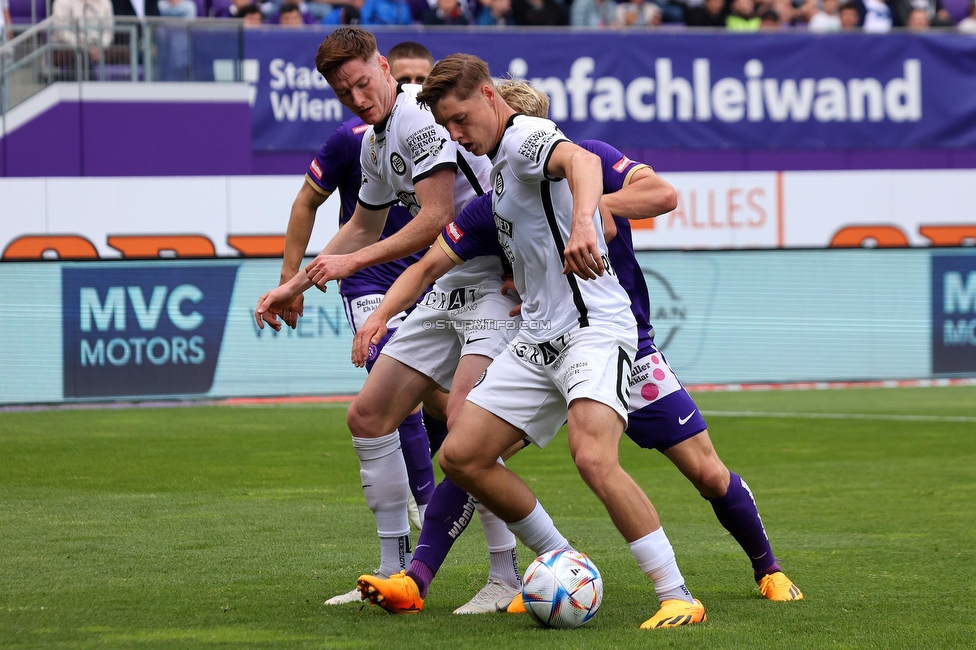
[624,343,707,452]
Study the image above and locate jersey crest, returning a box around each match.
[494,173,504,196]
[390,152,407,175]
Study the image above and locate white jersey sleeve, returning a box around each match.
[401,109,458,184]
[504,116,570,184]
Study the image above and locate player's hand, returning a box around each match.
[304,254,356,292]
[255,285,302,331]
[279,294,305,330]
[352,312,389,368]
[500,276,523,317]
[563,218,604,280]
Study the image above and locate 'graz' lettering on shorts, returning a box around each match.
[421,287,479,311]
[512,333,571,367]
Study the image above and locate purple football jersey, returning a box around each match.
[438,193,504,262]
[306,117,426,299]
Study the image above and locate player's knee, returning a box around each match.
[422,394,448,423]
[438,441,466,481]
[346,399,393,438]
[572,447,618,493]
[694,462,731,499]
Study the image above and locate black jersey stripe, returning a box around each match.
[456,153,485,196]
[413,161,457,184]
[358,198,399,211]
[541,180,589,328]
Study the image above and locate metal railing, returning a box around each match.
[0,17,245,114]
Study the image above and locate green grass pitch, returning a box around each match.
[2,386,975,649]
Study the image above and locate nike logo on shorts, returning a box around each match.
[465,336,489,345]
[678,410,696,426]
[567,379,588,393]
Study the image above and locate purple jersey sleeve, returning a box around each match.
[306,118,370,224]
[305,117,427,299]
[580,139,645,194]
[580,139,655,353]
[437,193,505,263]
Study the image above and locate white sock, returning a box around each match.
[477,500,521,589]
[488,548,521,590]
[629,527,695,604]
[418,502,428,524]
[506,500,571,556]
[352,431,411,577]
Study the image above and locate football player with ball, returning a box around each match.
[359,57,706,630]
[358,69,802,627]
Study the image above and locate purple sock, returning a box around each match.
[408,477,476,598]
[707,472,781,581]
[397,411,434,506]
[421,407,448,457]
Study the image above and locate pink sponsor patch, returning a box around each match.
[640,383,660,401]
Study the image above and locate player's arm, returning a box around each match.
[304,168,456,289]
[266,181,330,329]
[600,167,677,221]
[321,202,391,256]
[546,142,606,280]
[255,201,389,330]
[281,182,329,283]
[351,242,458,367]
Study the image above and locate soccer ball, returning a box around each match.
[521,549,603,629]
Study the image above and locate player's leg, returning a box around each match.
[663,431,803,601]
[421,390,449,456]
[346,354,439,578]
[358,402,534,614]
[356,342,583,616]
[629,346,801,601]
[346,298,466,585]
[565,397,704,630]
[325,354,437,606]
[357,351,533,615]
[441,352,522,613]
[441,401,570,546]
[558,328,705,629]
[443,353,581,590]
[347,295,435,525]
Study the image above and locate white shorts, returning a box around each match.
[465,323,637,448]
[341,293,407,333]
[380,286,521,391]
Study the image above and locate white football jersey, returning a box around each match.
[489,114,636,343]
[358,84,501,290]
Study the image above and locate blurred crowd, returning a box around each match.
[210,0,976,31]
[3,0,973,54]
